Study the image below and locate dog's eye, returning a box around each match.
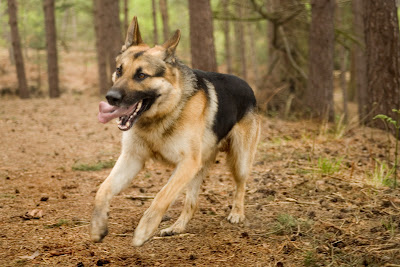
[116,66,123,78]
[135,73,148,81]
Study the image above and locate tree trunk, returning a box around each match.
[93,0,122,94]
[306,0,335,122]
[233,3,247,80]
[221,0,232,74]
[159,0,170,42]
[352,0,367,124]
[248,20,259,86]
[105,0,122,77]
[188,0,217,72]
[124,0,129,33]
[43,0,60,98]
[152,0,158,45]
[364,0,400,130]
[93,0,109,94]
[7,0,29,98]
[337,3,348,123]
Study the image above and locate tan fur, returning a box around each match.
[90,17,260,246]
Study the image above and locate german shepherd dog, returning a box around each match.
[91,17,260,246]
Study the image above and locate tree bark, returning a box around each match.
[43,0,60,98]
[306,0,335,122]
[337,3,348,123]
[7,0,29,98]
[105,0,123,76]
[93,0,109,94]
[352,0,367,124]
[233,3,247,80]
[221,0,232,74]
[248,19,259,85]
[124,0,129,34]
[364,0,400,130]
[188,0,217,72]
[159,0,170,42]
[152,0,158,45]
[93,0,122,94]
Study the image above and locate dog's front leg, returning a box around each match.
[91,153,145,242]
[132,156,201,246]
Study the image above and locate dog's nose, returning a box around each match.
[106,90,123,106]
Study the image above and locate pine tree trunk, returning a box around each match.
[221,0,232,74]
[93,0,122,95]
[93,0,109,94]
[248,21,259,85]
[188,0,217,72]
[105,0,122,77]
[337,4,348,123]
[124,0,129,34]
[306,0,335,122]
[364,0,400,130]
[43,0,60,98]
[233,3,247,80]
[352,0,367,124]
[152,0,158,45]
[159,0,170,42]
[7,0,29,98]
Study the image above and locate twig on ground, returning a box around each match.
[124,195,155,200]
[152,233,195,240]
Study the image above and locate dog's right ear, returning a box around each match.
[162,30,181,62]
[121,16,144,51]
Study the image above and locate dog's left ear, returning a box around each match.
[122,16,144,51]
[162,30,181,61]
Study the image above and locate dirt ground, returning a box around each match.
[0,93,399,267]
[0,49,400,266]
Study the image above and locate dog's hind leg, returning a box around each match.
[226,112,260,224]
[159,162,212,237]
[91,152,145,242]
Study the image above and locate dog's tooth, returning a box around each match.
[126,121,130,128]
[136,101,142,111]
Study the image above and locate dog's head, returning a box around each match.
[98,16,182,131]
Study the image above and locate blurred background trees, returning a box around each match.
[1,0,400,131]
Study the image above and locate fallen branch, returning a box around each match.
[124,195,155,200]
[153,233,195,240]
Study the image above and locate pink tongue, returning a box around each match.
[98,101,132,124]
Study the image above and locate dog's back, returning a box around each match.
[193,69,257,142]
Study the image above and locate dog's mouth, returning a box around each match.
[98,99,152,131]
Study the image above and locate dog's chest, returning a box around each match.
[136,127,185,166]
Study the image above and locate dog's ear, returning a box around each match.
[122,16,144,51]
[162,30,181,61]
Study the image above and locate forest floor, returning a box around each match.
[1,49,400,266]
[0,94,400,267]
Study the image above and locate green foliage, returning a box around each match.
[44,218,87,229]
[44,219,71,229]
[272,213,311,236]
[303,250,318,267]
[373,109,400,188]
[0,193,16,199]
[369,160,396,188]
[381,216,397,237]
[72,160,115,171]
[317,157,342,175]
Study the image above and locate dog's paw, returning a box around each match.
[227,212,245,224]
[160,226,185,237]
[132,234,148,247]
[90,226,108,243]
[90,215,109,242]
